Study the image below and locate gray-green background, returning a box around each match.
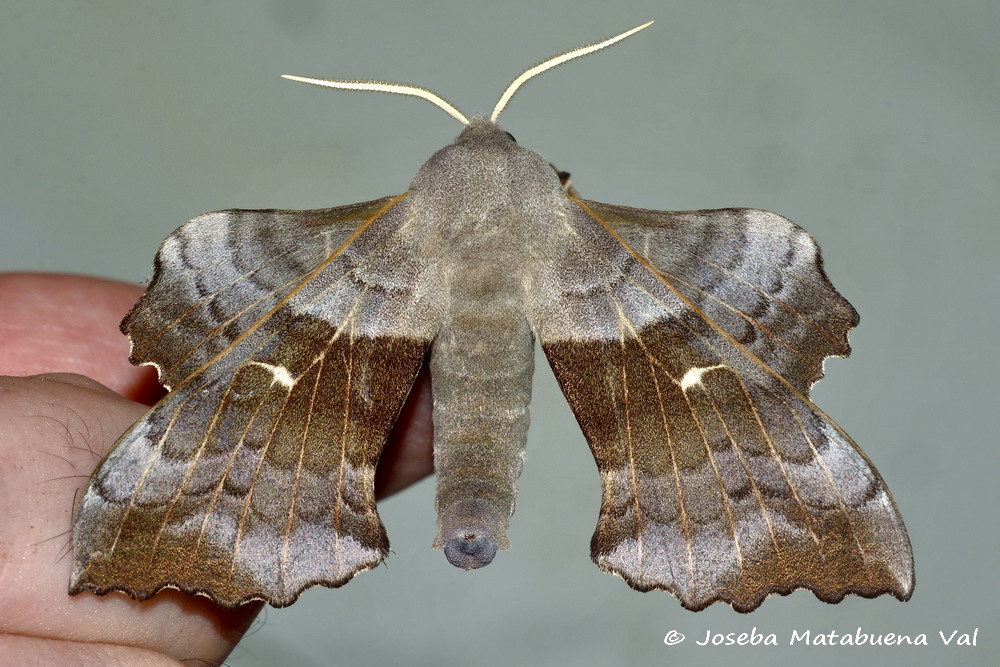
[3,2,996,665]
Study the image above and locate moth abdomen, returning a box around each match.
[429,275,535,568]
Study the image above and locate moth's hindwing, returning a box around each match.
[71,194,441,608]
[534,197,913,612]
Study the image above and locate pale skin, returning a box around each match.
[0,273,433,665]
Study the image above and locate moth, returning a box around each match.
[71,22,914,612]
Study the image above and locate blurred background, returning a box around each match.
[2,2,997,665]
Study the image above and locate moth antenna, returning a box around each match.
[281,76,470,125]
[491,21,653,122]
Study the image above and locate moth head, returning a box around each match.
[280,21,652,129]
[408,115,559,223]
[451,116,518,147]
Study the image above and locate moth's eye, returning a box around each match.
[504,131,517,143]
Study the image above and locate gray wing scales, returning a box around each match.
[125,197,404,388]
[584,200,859,393]
[72,195,442,607]
[533,198,913,612]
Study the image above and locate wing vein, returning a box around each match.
[700,375,785,565]
[193,389,271,553]
[160,194,407,393]
[106,386,204,560]
[280,347,326,591]
[147,380,236,563]
[653,268,816,365]
[615,303,696,589]
[333,326,356,576]
[612,299,646,574]
[732,376,822,548]
[681,381,745,573]
[682,254,849,348]
[755,382,869,562]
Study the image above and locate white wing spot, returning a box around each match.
[248,361,296,389]
[679,364,726,392]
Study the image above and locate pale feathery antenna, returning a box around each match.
[491,21,653,122]
[282,21,652,126]
[280,76,470,125]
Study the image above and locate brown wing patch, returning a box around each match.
[73,325,427,607]
[72,195,441,607]
[535,199,912,612]
[545,329,911,612]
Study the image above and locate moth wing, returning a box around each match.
[122,197,405,388]
[532,198,913,612]
[71,195,441,608]
[582,200,860,393]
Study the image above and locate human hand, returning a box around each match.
[0,273,433,665]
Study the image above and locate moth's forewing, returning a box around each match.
[71,195,442,608]
[535,197,913,612]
